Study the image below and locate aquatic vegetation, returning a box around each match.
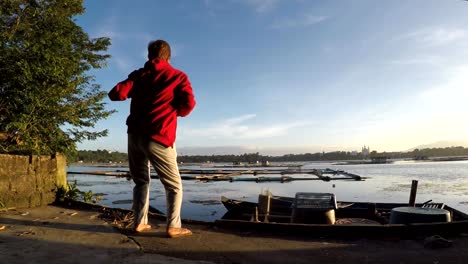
[56,180,103,204]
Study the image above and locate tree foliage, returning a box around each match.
[0,0,113,155]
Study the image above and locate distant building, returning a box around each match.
[361,145,370,157]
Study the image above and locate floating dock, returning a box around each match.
[67,168,366,183]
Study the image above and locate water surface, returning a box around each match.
[67,160,468,221]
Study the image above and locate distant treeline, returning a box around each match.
[70,149,128,164]
[70,146,468,164]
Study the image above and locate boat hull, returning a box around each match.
[219,196,468,238]
[215,218,468,238]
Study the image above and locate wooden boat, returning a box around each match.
[221,195,293,215]
[217,195,468,238]
[221,195,359,217]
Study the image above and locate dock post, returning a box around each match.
[258,193,271,223]
[409,180,418,207]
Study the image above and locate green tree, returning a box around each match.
[0,0,113,155]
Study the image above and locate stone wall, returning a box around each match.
[0,153,67,208]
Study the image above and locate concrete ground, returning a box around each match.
[0,205,211,264]
[2,205,468,264]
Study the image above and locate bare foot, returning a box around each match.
[0,225,5,231]
[166,227,192,238]
[134,224,151,233]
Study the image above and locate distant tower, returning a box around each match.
[361,145,370,157]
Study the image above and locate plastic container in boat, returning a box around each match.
[389,207,451,224]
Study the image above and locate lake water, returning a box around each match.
[67,160,468,222]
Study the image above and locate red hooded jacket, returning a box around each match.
[108,58,196,147]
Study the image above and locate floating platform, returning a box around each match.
[67,168,367,183]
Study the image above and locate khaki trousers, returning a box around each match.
[128,133,182,229]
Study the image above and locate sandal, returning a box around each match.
[166,227,192,238]
[134,224,151,233]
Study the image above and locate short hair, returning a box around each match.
[148,40,171,61]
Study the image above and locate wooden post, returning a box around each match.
[258,193,271,223]
[251,207,259,222]
[409,180,418,207]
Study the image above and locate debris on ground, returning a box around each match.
[99,208,134,230]
[17,230,36,236]
[424,235,453,249]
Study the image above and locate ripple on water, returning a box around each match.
[189,200,220,206]
[112,199,133,205]
[68,162,468,221]
[381,181,468,196]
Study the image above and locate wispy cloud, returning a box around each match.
[88,11,153,42]
[390,56,440,66]
[202,0,281,14]
[90,12,173,72]
[94,29,122,39]
[182,114,308,140]
[243,0,281,13]
[224,114,257,125]
[113,57,129,71]
[352,65,468,152]
[271,14,327,29]
[203,0,213,6]
[420,66,468,107]
[86,9,120,39]
[402,27,468,46]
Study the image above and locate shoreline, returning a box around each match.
[69,156,468,168]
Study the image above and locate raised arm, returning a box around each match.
[174,74,196,117]
[108,70,142,101]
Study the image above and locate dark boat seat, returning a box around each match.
[292,192,337,210]
[291,193,337,224]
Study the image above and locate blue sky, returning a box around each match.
[76,0,468,155]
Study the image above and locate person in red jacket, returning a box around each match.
[108,39,195,238]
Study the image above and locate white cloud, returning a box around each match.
[402,27,468,46]
[271,14,327,29]
[181,114,308,140]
